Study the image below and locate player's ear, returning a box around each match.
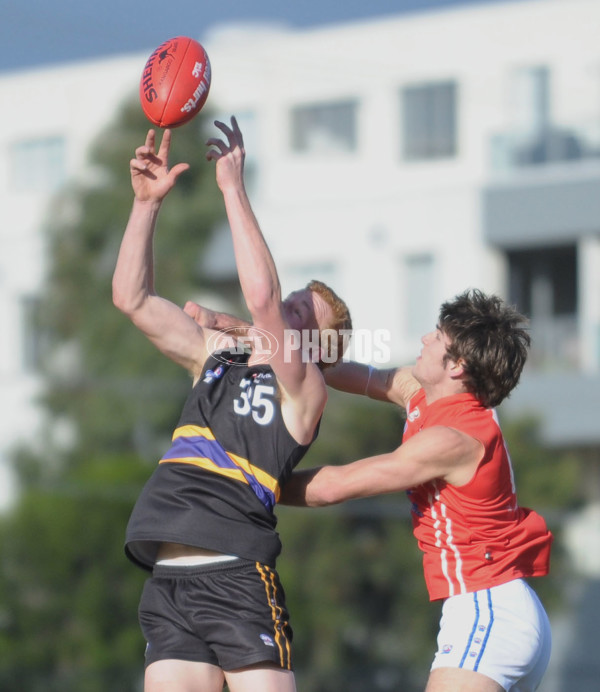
[448,358,466,379]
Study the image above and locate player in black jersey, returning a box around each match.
[113,118,351,692]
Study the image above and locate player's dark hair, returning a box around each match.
[439,289,530,408]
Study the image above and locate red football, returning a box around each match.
[140,36,211,128]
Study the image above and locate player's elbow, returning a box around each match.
[244,280,281,318]
[112,281,145,320]
[306,467,347,507]
[112,281,129,314]
[281,467,347,508]
[112,284,134,317]
[246,298,278,324]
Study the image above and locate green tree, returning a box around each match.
[0,452,148,691]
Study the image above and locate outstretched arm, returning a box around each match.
[113,129,212,379]
[206,117,327,443]
[324,362,420,408]
[206,119,280,324]
[280,426,484,507]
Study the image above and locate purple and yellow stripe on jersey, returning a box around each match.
[159,425,280,512]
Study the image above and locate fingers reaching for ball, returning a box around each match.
[205,117,246,192]
[128,114,245,202]
[129,129,190,202]
[130,129,157,173]
[205,116,246,195]
[206,116,245,161]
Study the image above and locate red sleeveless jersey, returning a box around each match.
[404,389,552,601]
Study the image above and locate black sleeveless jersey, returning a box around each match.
[125,350,317,570]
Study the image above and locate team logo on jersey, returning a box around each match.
[407,407,421,422]
[203,365,225,383]
[441,644,453,654]
[260,633,276,647]
[406,489,423,517]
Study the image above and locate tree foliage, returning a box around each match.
[0,452,148,691]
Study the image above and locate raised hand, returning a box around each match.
[130,128,190,203]
[205,116,245,192]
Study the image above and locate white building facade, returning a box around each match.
[1,0,600,508]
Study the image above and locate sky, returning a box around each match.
[1,0,516,73]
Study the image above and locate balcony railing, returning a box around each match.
[490,120,600,172]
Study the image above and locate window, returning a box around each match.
[401,81,457,160]
[290,100,358,154]
[508,245,578,368]
[11,136,67,193]
[509,245,576,318]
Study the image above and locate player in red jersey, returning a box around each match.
[281,289,552,692]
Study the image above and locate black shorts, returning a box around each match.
[138,558,293,671]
